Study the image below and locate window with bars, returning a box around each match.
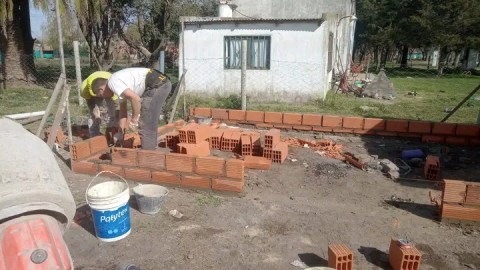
[224,36,271,70]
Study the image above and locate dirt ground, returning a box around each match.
[56,130,480,270]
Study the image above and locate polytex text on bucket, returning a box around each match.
[100,208,128,223]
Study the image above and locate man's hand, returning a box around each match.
[129,119,139,132]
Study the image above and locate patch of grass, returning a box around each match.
[0,88,52,116]
[195,193,222,207]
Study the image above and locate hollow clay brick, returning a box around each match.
[212,179,244,193]
[386,120,409,133]
[342,117,364,129]
[195,156,226,176]
[441,202,480,221]
[264,129,281,149]
[408,121,432,134]
[246,111,264,123]
[364,118,385,131]
[432,123,457,135]
[322,115,343,128]
[71,160,97,175]
[165,153,195,172]
[302,114,322,126]
[88,136,108,154]
[424,155,441,181]
[225,159,244,180]
[151,171,181,186]
[389,238,422,270]
[456,124,480,137]
[282,113,302,125]
[112,148,138,166]
[264,112,283,124]
[228,110,246,121]
[211,108,228,120]
[272,142,288,163]
[328,244,353,270]
[182,175,211,189]
[177,141,210,156]
[97,164,125,177]
[71,140,91,161]
[124,167,152,182]
[194,107,212,117]
[465,184,480,206]
[442,179,467,203]
[137,150,166,170]
[243,156,272,170]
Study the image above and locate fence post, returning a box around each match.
[73,41,83,106]
[159,51,165,73]
[241,39,247,110]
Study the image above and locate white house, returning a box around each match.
[179,0,356,102]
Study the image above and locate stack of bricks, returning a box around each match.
[441,179,480,221]
[388,238,422,270]
[190,107,480,146]
[176,123,211,156]
[424,155,441,180]
[328,244,353,270]
[263,129,288,163]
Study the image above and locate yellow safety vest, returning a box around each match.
[80,71,118,101]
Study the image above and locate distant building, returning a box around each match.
[179,0,356,101]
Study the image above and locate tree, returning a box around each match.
[42,9,84,55]
[0,0,37,88]
[118,0,216,68]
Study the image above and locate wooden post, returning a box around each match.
[241,39,247,110]
[73,41,83,106]
[168,71,187,124]
[47,84,71,148]
[36,75,65,137]
[55,0,65,75]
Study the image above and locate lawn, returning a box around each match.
[182,76,480,124]
[2,75,479,124]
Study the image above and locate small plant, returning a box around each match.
[195,193,222,207]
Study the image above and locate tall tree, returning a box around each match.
[0,0,37,88]
[118,0,216,68]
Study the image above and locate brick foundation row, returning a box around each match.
[191,108,480,146]
[71,135,246,193]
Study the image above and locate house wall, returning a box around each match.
[180,21,330,101]
[230,0,353,19]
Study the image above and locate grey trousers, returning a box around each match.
[86,97,117,137]
[139,78,172,150]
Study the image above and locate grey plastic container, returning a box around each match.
[132,184,169,215]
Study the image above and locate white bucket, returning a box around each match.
[86,171,131,242]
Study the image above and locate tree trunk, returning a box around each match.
[437,46,448,75]
[380,47,389,69]
[400,45,409,68]
[454,49,463,67]
[1,0,37,88]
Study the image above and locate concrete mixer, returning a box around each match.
[0,118,76,269]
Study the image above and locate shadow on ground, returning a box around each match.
[384,200,439,221]
[358,246,392,270]
[298,253,328,267]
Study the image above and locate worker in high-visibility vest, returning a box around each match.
[81,71,119,139]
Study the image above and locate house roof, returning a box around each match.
[181,16,325,25]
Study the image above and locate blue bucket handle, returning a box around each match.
[85,171,129,205]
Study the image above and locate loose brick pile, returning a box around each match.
[44,126,67,147]
[441,179,480,222]
[71,121,293,193]
[190,107,480,146]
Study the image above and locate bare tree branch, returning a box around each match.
[118,26,152,58]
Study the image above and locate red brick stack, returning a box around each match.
[424,155,441,180]
[263,129,288,163]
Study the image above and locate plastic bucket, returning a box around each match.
[86,171,131,242]
[132,184,169,215]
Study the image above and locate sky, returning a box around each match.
[30,2,47,39]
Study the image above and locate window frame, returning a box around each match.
[224,35,271,70]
